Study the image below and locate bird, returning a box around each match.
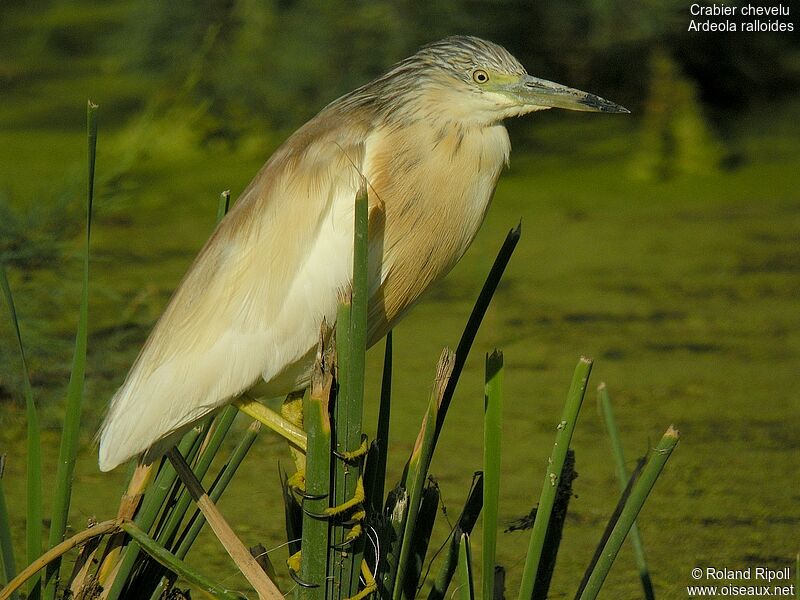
[98,36,627,472]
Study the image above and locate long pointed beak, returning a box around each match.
[515,75,629,113]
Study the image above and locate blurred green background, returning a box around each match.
[1,1,798,598]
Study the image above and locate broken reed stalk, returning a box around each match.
[393,349,454,600]
[456,534,475,600]
[299,329,334,600]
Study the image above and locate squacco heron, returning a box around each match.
[98,36,627,472]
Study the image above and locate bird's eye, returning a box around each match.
[472,69,489,84]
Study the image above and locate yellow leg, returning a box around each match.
[233,396,307,451]
[281,390,306,475]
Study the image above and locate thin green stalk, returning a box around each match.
[147,423,262,600]
[149,419,211,545]
[300,336,334,600]
[0,456,18,598]
[518,358,592,600]
[174,421,261,560]
[429,473,484,600]
[482,351,503,600]
[456,534,475,600]
[121,522,246,600]
[105,429,202,600]
[597,383,655,600]
[135,409,238,596]
[155,408,237,546]
[576,426,679,600]
[434,224,521,447]
[44,101,97,600]
[394,349,454,600]
[0,268,40,599]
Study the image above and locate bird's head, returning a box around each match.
[371,36,628,125]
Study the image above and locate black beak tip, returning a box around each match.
[581,94,630,114]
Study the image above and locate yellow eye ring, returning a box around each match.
[472,69,489,84]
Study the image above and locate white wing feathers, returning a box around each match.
[98,128,367,472]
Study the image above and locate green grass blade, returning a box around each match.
[482,351,503,600]
[0,268,41,599]
[456,534,475,600]
[434,224,521,448]
[577,426,679,600]
[0,456,19,597]
[300,336,334,600]
[518,357,592,600]
[597,383,656,600]
[121,522,246,600]
[43,101,98,600]
[394,349,454,600]
[428,473,483,600]
[365,331,392,515]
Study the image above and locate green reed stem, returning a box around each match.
[518,357,592,600]
[577,426,679,600]
[598,383,655,600]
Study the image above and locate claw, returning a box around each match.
[332,522,362,549]
[287,551,320,589]
[287,469,328,500]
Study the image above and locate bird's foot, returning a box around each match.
[333,434,369,461]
